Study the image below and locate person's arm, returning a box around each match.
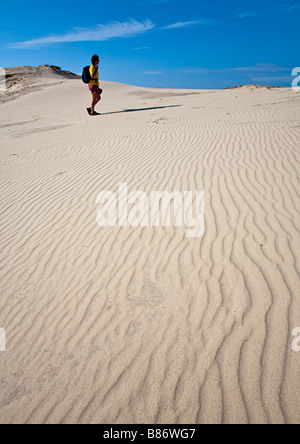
[91,66,98,79]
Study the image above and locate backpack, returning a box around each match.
[82,66,91,84]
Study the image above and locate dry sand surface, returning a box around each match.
[0,68,300,424]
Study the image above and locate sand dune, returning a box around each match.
[0,75,299,424]
[0,65,80,104]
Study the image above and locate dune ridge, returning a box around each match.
[0,78,299,424]
[0,65,80,104]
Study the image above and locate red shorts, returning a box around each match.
[88,84,102,95]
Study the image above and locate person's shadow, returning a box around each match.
[97,105,181,116]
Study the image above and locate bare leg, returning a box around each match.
[91,94,98,114]
[91,95,101,114]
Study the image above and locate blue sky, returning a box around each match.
[0,0,299,88]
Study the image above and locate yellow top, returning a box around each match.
[89,65,99,86]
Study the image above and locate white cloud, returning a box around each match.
[238,11,257,18]
[183,64,292,74]
[285,3,300,10]
[251,75,293,83]
[183,68,210,74]
[162,19,213,29]
[142,71,164,75]
[234,64,291,73]
[10,15,217,50]
[11,19,154,49]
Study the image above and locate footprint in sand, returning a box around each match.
[153,117,169,125]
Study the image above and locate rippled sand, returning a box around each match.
[0,78,299,424]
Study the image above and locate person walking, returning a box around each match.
[87,55,102,116]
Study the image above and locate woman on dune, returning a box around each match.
[87,54,102,116]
